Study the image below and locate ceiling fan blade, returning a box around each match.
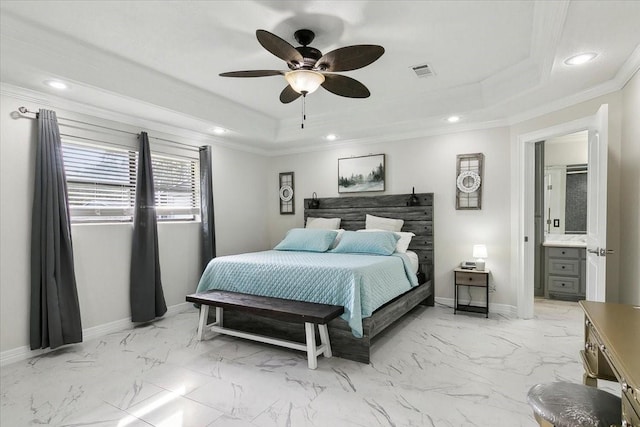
[219,70,284,78]
[279,85,302,104]
[321,74,371,98]
[256,29,304,67]
[315,45,384,72]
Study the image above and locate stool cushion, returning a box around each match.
[527,382,621,427]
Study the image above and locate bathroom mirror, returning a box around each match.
[543,131,588,235]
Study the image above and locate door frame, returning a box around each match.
[515,116,591,318]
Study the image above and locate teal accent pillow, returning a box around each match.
[331,230,400,256]
[274,228,338,252]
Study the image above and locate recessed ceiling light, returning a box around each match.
[44,80,69,90]
[446,115,461,123]
[211,127,227,135]
[564,52,598,66]
[325,134,338,141]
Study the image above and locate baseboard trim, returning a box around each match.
[0,302,191,367]
[434,297,517,317]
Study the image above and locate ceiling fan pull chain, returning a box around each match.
[301,92,307,129]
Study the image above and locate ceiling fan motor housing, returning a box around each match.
[291,46,322,69]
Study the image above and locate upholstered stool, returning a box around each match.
[527,382,621,427]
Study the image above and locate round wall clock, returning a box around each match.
[456,170,481,193]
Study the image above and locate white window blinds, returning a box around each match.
[61,139,199,223]
[152,152,200,221]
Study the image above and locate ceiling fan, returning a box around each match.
[219,29,385,104]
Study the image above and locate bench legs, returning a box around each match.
[318,324,332,357]
[196,305,333,369]
[197,305,210,340]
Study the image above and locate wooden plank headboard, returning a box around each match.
[303,193,434,281]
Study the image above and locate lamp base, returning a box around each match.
[475,260,485,271]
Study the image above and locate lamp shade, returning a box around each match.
[472,244,488,259]
[285,70,325,94]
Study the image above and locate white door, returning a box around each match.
[586,104,609,302]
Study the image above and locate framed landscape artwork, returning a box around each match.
[338,154,385,193]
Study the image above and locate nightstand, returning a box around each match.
[454,268,490,318]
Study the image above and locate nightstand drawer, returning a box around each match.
[548,259,580,276]
[455,271,487,287]
[548,276,579,293]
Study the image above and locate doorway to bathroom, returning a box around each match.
[516,104,608,319]
[534,131,588,302]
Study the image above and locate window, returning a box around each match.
[151,152,200,221]
[61,140,200,223]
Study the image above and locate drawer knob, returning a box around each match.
[561,266,566,269]
[599,344,606,352]
[561,283,566,286]
[622,381,629,392]
[585,320,591,327]
[621,421,630,427]
[562,251,566,254]
[585,342,595,351]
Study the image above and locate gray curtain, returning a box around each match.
[30,109,82,350]
[199,146,216,272]
[130,132,166,322]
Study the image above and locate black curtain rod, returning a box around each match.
[18,106,39,117]
[17,106,199,152]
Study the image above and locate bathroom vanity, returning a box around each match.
[543,237,586,301]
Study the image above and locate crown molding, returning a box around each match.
[1,83,271,157]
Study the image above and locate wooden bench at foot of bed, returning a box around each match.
[186,290,344,369]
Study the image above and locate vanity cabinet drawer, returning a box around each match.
[547,247,580,258]
[548,259,580,276]
[548,276,579,293]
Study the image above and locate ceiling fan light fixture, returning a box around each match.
[285,70,325,94]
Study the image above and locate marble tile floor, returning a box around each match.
[1,299,617,427]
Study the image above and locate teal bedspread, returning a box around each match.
[196,250,418,337]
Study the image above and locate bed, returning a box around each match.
[197,193,434,363]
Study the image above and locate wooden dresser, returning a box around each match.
[579,301,640,426]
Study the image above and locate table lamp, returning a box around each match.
[473,244,488,271]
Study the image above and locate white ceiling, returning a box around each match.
[1,1,639,153]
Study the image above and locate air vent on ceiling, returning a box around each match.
[411,63,434,78]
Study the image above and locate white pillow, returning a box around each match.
[357,229,415,253]
[331,229,346,249]
[365,214,404,232]
[306,217,341,230]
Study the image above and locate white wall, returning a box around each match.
[620,70,640,305]
[0,91,270,356]
[267,127,513,309]
[544,136,588,166]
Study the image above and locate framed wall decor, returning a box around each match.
[279,172,294,214]
[456,153,484,210]
[338,154,385,193]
